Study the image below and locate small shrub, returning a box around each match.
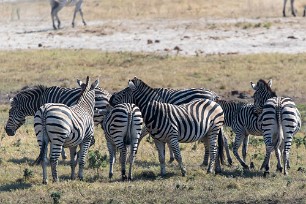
[23,168,33,182]
[88,150,107,176]
[50,191,61,204]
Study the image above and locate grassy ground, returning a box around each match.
[0,51,306,203]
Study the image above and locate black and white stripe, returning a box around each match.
[250,79,301,175]
[5,83,110,158]
[98,103,143,181]
[34,77,99,184]
[110,77,232,166]
[111,77,225,176]
[217,100,262,169]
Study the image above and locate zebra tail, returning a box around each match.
[124,112,133,146]
[218,129,225,165]
[33,115,48,166]
[276,102,284,149]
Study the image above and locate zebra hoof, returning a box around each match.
[109,173,113,180]
[52,178,59,183]
[263,171,270,178]
[277,167,283,173]
[122,175,127,181]
[228,159,233,166]
[250,162,255,169]
[242,164,249,170]
[42,180,48,185]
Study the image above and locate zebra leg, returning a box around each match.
[242,135,249,162]
[69,146,78,180]
[233,134,249,169]
[169,138,186,177]
[50,144,62,182]
[107,140,116,180]
[275,147,283,172]
[201,136,209,166]
[154,139,166,176]
[221,129,233,166]
[290,0,296,17]
[128,132,140,181]
[42,144,49,184]
[77,138,92,181]
[79,8,87,26]
[61,148,67,160]
[167,141,175,163]
[261,145,273,177]
[120,147,127,181]
[283,0,287,17]
[72,1,83,28]
[283,134,293,175]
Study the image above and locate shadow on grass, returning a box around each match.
[8,157,35,165]
[134,160,160,168]
[220,168,264,178]
[0,182,32,192]
[16,28,54,34]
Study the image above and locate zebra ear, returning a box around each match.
[268,79,272,87]
[90,79,99,90]
[77,79,87,90]
[128,80,136,90]
[250,81,257,90]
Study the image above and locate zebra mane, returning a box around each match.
[217,99,248,107]
[14,85,48,99]
[258,79,277,97]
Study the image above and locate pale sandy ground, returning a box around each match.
[1,16,306,56]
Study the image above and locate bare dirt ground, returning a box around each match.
[1,16,306,56]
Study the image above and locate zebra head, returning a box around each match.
[109,87,134,106]
[76,77,100,110]
[5,86,46,136]
[250,79,276,114]
[5,97,27,136]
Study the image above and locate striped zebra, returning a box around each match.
[111,77,225,176]
[5,83,110,159]
[250,79,301,176]
[216,100,262,169]
[96,103,143,181]
[50,0,86,30]
[34,77,98,184]
[109,77,233,166]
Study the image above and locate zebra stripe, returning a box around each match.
[217,100,262,169]
[112,77,225,176]
[100,103,143,181]
[110,77,232,165]
[250,79,301,176]
[5,84,110,159]
[34,77,99,184]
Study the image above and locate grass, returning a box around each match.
[0,50,306,202]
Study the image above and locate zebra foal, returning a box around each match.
[34,77,98,184]
[250,79,301,176]
[50,0,86,30]
[97,103,143,181]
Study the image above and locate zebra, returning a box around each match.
[5,83,110,159]
[109,77,233,166]
[216,99,263,169]
[283,0,306,17]
[34,77,98,184]
[96,103,143,181]
[111,77,225,176]
[50,0,86,30]
[250,79,301,176]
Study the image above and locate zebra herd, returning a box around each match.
[4,77,301,183]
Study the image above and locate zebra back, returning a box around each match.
[110,76,219,107]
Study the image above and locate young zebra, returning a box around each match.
[97,103,143,181]
[34,77,98,184]
[250,79,301,176]
[5,83,110,160]
[216,100,262,169]
[50,0,86,30]
[111,77,225,176]
[110,77,233,166]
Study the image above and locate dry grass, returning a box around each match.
[1,0,306,23]
[0,51,306,203]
